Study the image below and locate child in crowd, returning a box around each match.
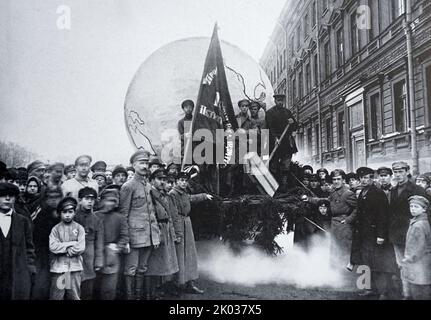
[401,195,431,300]
[49,197,86,300]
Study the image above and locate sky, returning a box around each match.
[0,0,287,165]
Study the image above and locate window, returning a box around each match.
[307,126,313,156]
[426,65,431,125]
[306,63,311,94]
[312,1,317,27]
[313,54,318,86]
[336,28,344,67]
[315,124,320,155]
[326,118,333,151]
[368,93,382,140]
[296,25,301,50]
[393,79,407,132]
[324,41,331,78]
[392,0,405,19]
[351,11,360,55]
[338,111,345,147]
[304,13,309,38]
[349,101,364,128]
[298,70,303,98]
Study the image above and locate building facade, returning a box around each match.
[260,0,431,174]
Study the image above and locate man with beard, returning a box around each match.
[178,99,195,161]
[112,165,128,187]
[119,150,160,300]
[0,182,36,300]
[105,169,113,186]
[350,167,397,299]
[388,161,428,299]
[62,155,99,200]
[27,161,47,185]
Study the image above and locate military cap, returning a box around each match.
[176,171,191,180]
[356,167,375,178]
[129,150,151,164]
[166,174,177,182]
[322,176,333,184]
[376,167,393,176]
[302,165,314,174]
[150,168,168,181]
[408,195,430,209]
[91,161,107,173]
[100,188,120,201]
[346,172,359,181]
[27,161,46,175]
[317,199,331,208]
[57,196,78,213]
[48,162,65,172]
[392,161,410,171]
[75,155,92,166]
[237,99,250,107]
[273,94,286,99]
[64,164,76,175]
[309,174,320,182]
[78,186,98,199]
[103,184,121,192]
[416,174,431,184]
[112,165,127,177]
[148,155,164,167]
[330,169,347,180]
[181,99,195,109]
[92,172,106,180]
[316,168,329,176]
[0,182,20,197]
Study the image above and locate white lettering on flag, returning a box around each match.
[202,68,217,85]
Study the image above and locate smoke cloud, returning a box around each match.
[198,233,347,289]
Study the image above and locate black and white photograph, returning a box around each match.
[1,0,431,308]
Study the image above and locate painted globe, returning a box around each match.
[124,37,274,163]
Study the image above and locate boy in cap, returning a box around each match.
[61,155,99,200]
[316,199,332,232]
[112,165,128,187]
[49,197,86,300]
[346,172,360,192]
[388,161,428,299]
[95,188,129,300]
[64,165,76,181]
[0,182,36,300]
[169,171,213,294]
[74,187,104,300]
[119,150,160,300]
[148,155,164,174]
[166,163,180,177]
[316,168,329,181]
[93,172,107,191]
[401,196,431,300]
[105,169,113,185]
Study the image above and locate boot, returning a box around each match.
[143,276,156,300]
[135,274,145,300]
[124,275,135,300]
[185,281,204,294]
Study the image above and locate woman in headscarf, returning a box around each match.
[15,176,43,220]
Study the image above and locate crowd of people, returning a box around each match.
[295,162,431,300]
[1,92,431,301]
[0,152,213,300]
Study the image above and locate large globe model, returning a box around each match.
[124,37,274,163]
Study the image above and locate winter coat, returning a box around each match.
[350,184,397,273]
[169,186,208,284]
[145,187,179,276]
[402,214,431,285]
[119,174,160,248]
[389,181,428,245]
